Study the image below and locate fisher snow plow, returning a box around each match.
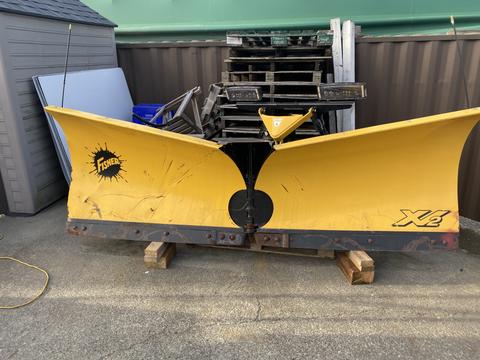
[44,30,480,252]
[45,106,480,251]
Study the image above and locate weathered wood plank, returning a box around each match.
[225,56,331,62]
[347,250,374,271]
[336,251,374,285]
[144,242,176,269]
[317,249,335,259]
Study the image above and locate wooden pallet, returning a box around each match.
[143,242,374,285]
[225,43,331,79]
[208,246,373,284]
[226,30,333,48]
[222,70,323,83]
[203,244,335,259]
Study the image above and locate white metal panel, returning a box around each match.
[330,18,344,132]
[34,67,134,183]
[342,20,356,131]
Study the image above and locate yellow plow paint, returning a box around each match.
[45,106,245,229]
[45,106,480,251]
[256,109,480,234]
[258,107,315,143]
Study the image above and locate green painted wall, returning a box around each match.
[83,0,480,42]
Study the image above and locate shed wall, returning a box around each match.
[117,35,480,221]
[0,12,117,214]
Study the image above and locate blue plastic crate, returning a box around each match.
[132,103,172,125]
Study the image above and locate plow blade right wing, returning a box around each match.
[255,109,480,251]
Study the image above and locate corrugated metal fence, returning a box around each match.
[117,42,228,104]
[117,34,480,220]
[355,35,480,221]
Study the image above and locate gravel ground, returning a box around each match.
[0,199,479,359]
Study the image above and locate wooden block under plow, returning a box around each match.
[335,250,375,285]
[144,242,176,269]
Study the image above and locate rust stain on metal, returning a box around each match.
[84,197,102,219]
[440,233,458,249]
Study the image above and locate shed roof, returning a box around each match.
[0,0,116,27]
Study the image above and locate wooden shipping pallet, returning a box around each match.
[225,48,331,76]
[226,30,333,48]
[143,241,374,285]
[222,70,322,83]
[226,59,328,74]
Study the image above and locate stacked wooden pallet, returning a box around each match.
[215,30,361,139]
[143,241,375,285]
[222,48,330,100]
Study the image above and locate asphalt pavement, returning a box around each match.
[0,199,479,359]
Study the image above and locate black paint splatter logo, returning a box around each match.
[89,144,126,181]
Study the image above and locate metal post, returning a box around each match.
[61,24,72,108]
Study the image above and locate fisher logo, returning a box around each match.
[392,209,450,228]
[89,144,126,181]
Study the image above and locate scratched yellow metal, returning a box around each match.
[255,108,480,232]
[258,107,314,143]
[45,106,245,227]
[45,105,480,235]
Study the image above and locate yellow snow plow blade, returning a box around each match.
[255,108,480,250]
[259,107,315,143]
[45,105,480,251]
[44,106,246,244]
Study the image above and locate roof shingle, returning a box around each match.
[0,0,116,27]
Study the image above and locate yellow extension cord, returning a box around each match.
[0,235,50,309]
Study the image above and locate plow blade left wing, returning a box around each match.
[255,109,480,251]
[45,106,246,245]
